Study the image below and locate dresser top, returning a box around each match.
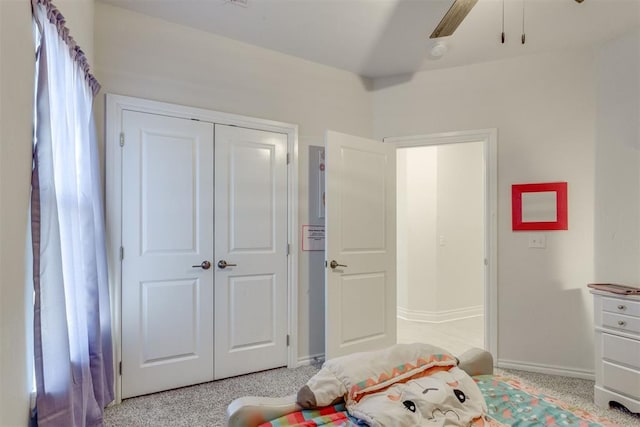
[590,289,640,300]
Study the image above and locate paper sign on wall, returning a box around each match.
[302,225,325,251]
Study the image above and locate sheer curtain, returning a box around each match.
[31,1,114,425]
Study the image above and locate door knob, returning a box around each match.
[217,260,238,269]
[329,260,348,269]
[192,260,211,270]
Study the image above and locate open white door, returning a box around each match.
[325,130,396,359]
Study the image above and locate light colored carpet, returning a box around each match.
[105,365,640,426]
[104,364,321,427]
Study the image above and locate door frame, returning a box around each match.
[105,94,299,403]
[384,129,498,359]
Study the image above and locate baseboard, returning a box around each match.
[297,353,324,367]
[497,358,595,380]
[398,305,483,324]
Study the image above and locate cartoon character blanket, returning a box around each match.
[296,344,489,426]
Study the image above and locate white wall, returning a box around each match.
[594,29,640,283]
[56,0,95,63]
[397,147,438,312]
[436,142,484,312]
[0,3,33,424]
[374,49,597,373]
[397,144,483,320]
[396,150,409,309]
[93,3,374,360]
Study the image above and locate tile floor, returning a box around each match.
[397,316,484,356]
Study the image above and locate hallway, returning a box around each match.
[397,316,484,356]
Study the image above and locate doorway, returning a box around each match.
[387,129,498,358]
[310,129,497,360]
[396,142,484,355]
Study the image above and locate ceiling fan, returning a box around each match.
[430,0,585,39]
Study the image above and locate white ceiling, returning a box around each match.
[99,0,640,79]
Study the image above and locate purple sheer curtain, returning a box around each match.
[31,1,114,425]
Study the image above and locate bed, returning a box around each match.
[226,346,617,427]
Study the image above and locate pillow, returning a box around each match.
[297,343,457,408]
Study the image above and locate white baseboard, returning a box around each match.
[398,305,483,324]
[497,358,595,381]
[297,353,324,367]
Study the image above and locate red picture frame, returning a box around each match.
[512,182,568,231]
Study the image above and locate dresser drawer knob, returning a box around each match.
[617,320,627,327]
[617,304,627,311]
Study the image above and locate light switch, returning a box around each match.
[528,233,546,248]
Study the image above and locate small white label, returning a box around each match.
[302,225,325,251]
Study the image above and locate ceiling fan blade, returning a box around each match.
[430,0,479,39]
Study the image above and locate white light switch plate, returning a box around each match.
[528,233,546,248]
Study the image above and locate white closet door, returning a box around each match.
[214,124,288,379]
[121,110,214,398]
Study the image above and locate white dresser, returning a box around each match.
[591,290,640,413]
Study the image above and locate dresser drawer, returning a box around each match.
[602,312,640,335]
[603,297,640,317]
[602,361,640,398]
[602,333,640,370]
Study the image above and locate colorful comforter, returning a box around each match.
[475,375,617,427]
[259,403,361,427]
[260,374,618,427]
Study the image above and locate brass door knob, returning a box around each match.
[192,261,211,270]
[329,260,347,269]
[217,260,238,269]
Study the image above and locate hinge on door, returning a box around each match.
[287,153,290,165]
[287,243,290,256]
[286,334,290,346]
[120,246,124,260]
[484,258,488,266]
[120,132,125,147]
[119,361,122,376]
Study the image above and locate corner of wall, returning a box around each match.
[0,2,36,425]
